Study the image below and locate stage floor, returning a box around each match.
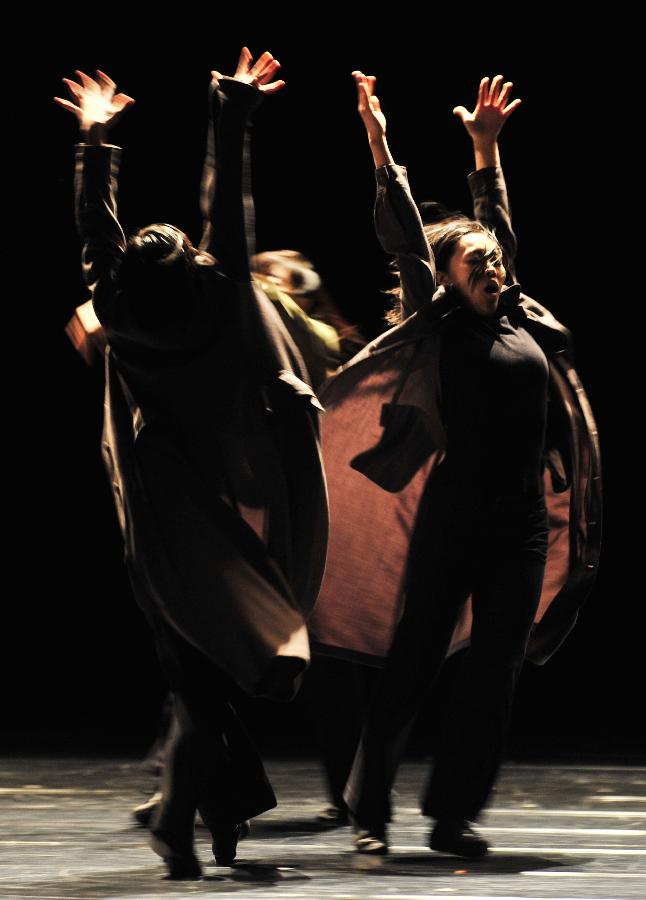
[1,757,644,899]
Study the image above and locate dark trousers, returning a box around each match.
[344,476,548,826]
[303,656,375,809]
[142,613,276,853]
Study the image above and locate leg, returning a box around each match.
[345,480,476,830]
[424,496,548,823]
[303,655,374,818]
[133,693,174,827]
[149,620,276,870]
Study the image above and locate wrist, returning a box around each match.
[217,76,263,110]
[473,140,500,170]
[368,135,393,168]
[472,136,498,151]
[81,122,106,146]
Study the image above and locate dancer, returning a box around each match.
[310,73,601,857]
[56,49,328,877]
[65,248,365,831]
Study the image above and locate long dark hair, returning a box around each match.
[117,224,197,329]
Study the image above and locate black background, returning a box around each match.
[8,20,637,763]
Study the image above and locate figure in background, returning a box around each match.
[253,249,365,385]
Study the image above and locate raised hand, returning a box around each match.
[54,70,134,136]
[453,75,521,145]
[352,70,387,142]
[351,70,392,167]
[211,46,285,95]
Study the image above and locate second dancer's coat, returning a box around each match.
[310,164,600,666]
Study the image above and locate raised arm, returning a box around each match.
[199,48,284,280]
[353,71,436,320]
[454,75,520,279]
[55,71,135,318]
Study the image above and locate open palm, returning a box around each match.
[55,70,134,131]
[211,46,285,95]
[454,75,521,142]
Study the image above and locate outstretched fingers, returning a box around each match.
[476,76,489,112]
[496,80,513,109]
[256,57,281,85]
[53,96,80,115]
[235,46,253,77]
[502,97,522,117]
[351,69,386,140]
[354,73,368,111]
[55,68,133,127]
[249,50,276,80]
[112,92,136,115]
[96,70,115,88]
[230,47,285,93]
[62,77,83,102]
[56,77,84,118]
[486,74,504,105]
[352,70,376,105]
[74,69,99,93]
[455,73,521,143]
[495,78,522,118]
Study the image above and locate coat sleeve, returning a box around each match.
[198,77,263,281]
[467,165,518,282]
[74,144,126,324]
[374,164,437,319]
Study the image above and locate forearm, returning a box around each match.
[202,77,262,279]
[375,164,430,258]
[468,164,517,277]
[375,164,436,317]
[74,145,126,310]
[368,134,394,168]
[80,122,107,146]
[472,138,500,171]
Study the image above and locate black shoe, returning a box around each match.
[212,820,251,866]
[430,819,489,858]
[133,791,162,828]
[150,831,202,879]
[316,804,349,825]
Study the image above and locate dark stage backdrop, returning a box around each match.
[8,23,637,762]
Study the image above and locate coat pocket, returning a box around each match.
[350,403,436,492]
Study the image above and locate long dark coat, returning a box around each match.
[76,78,328,697]
[310,164,600,666]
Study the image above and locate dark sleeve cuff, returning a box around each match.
[75,143,122,177]
[375,163,408,186]
[214,75,263,116]
[467,166,504,198]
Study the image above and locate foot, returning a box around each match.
[316,804,349,825]
[133,791,162,827]
[150,831,202,879]
[353,823,388,855]
[211,820,251,866]
[430,819,489,858]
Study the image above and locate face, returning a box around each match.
[439,233,506,317]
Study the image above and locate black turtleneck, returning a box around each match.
[438,297,549,497]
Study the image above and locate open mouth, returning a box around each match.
[484,283,500,295]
